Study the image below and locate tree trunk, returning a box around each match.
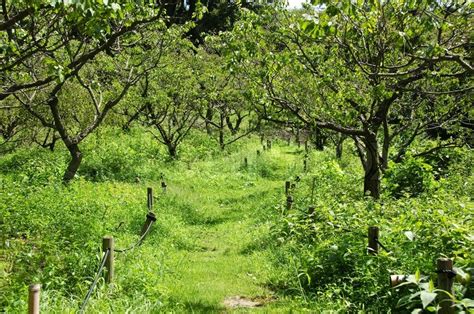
[63,144,82,182]
[336,136,344,159]
[219,128,225,150]
[296,127,300,147]
[381,118,390,171]
[219,114,225,150]
[314,127,325,151]
[225,116,238,136]
[167,143,177,158]
[363,134,381,199]
[205,107,213,135]
[48,137,58,152]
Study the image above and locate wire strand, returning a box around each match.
[79,249,110,314]
[375,238,391,253]
[114,222,154,253]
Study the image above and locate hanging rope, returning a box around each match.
[79,249,110,314]
[326,222,368,239]
[114,222,154,253]
[375,238,391,253]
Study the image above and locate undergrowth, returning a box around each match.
[1,128,472,313]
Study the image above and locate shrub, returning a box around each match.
[384,156,438,198]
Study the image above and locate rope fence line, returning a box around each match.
[26,186,161,312]
[79,248,110,314]
[280,177,460,307]
[375,238,391,253]
[76,187,158,312]
[326,222,392,253]
[114,220,154,253]
[326,222,367,239]
[78,210,156,311]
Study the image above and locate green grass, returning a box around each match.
[148,145,303,312]
[0,134,315,312]
[1,130,472,313]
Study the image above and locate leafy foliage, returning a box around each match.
[384,156,438,198]
[1,1,473,312]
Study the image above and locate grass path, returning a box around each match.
[4,134,472,313]
[0,141,307,312]
[153,146,301,312]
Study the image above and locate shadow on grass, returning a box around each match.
[283,149,305,155]
[239,235,274,255]
[169,299,225,313]
[179,204,229,226]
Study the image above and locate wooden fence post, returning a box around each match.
[308,205,315,221]
[267,139,272,150]
[368,226,379,255]
[140,212,157,237]
[102,236,114,284]
[286,195,293,211]
[437,258,455,314]
[161,181,167,193]
[285,181,291,195]
[28,284,40,314]
[147,187,153,210]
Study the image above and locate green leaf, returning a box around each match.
[428,279,434,292]
[460,298,474,308]
[111,3,120,11]
[420,291,437,309]
[454,267,470,284]
[404,231,415,241]
[415,269,421,282]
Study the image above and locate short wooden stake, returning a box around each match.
[390,275,407,287]
[286,195,293,211]
[437,258,455,314]
[140,212,157,237]
[28,284,40,314]
[161,181,167,193]
[285,181,291,195]
[368,226,379,255]
[147,187,153,210]
[308,205,315,221]
[102,236,114,284]
[244,157,248,168]
[267,139,272,150]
